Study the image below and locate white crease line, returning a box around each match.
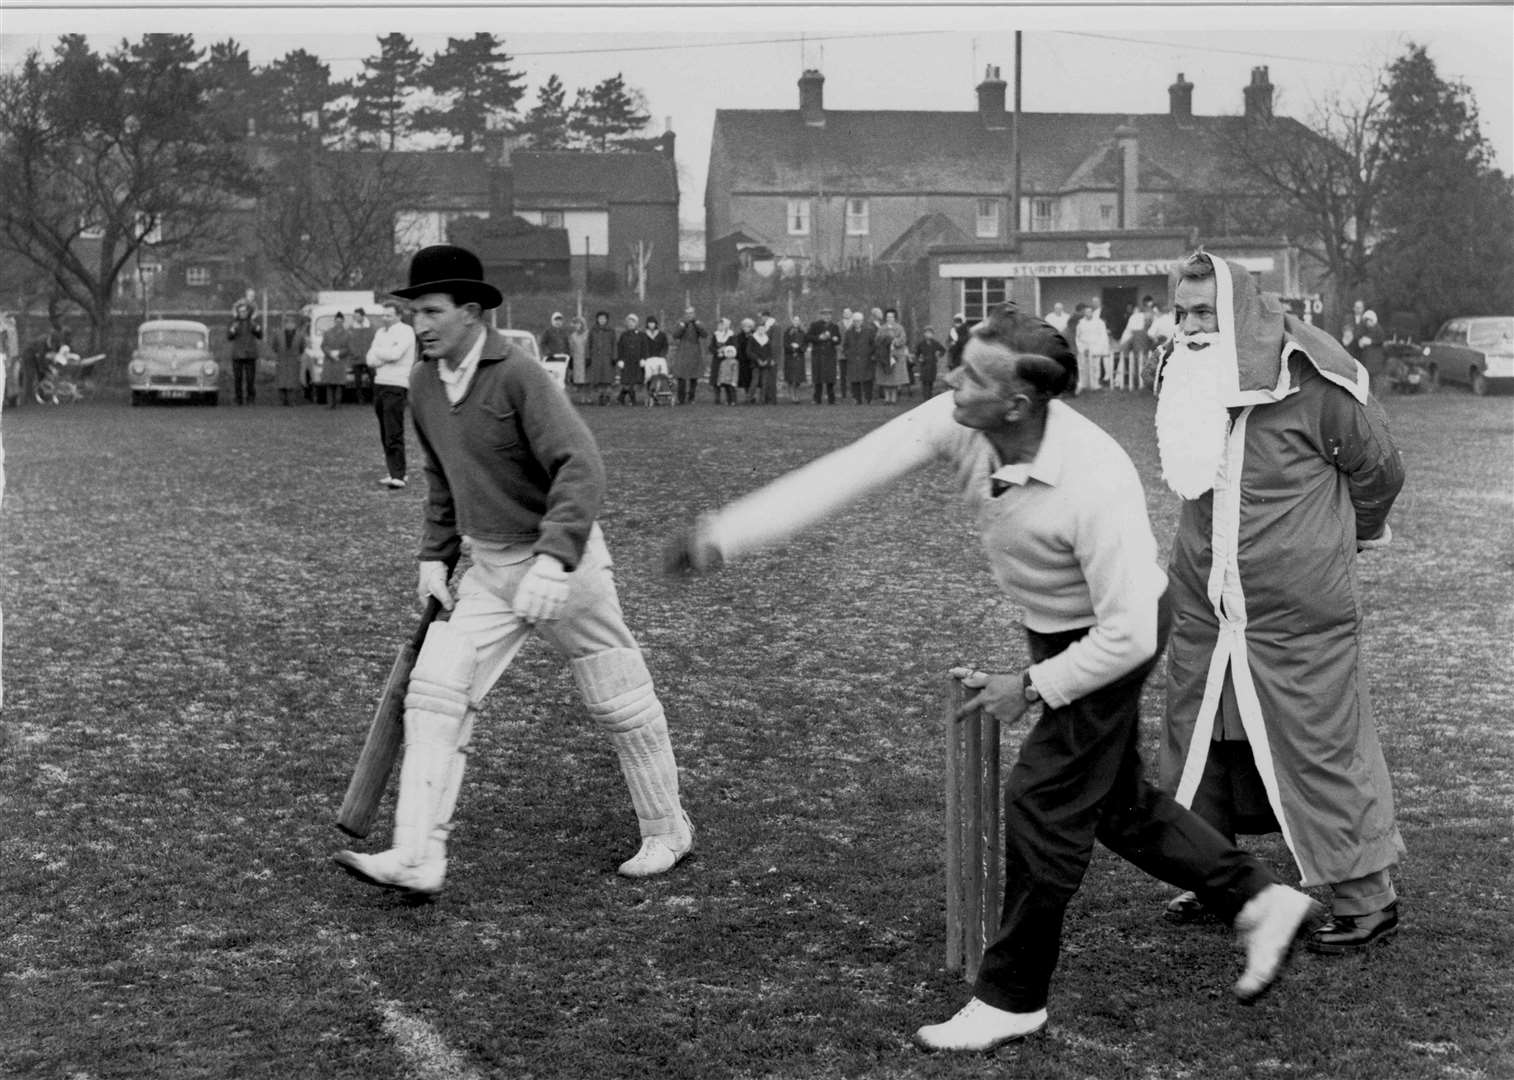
[379,998,485,1080]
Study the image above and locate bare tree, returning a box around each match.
[627,239,654,302]
[1161,74,1388,317]
[0,36,256,349]
[258,148,424,295]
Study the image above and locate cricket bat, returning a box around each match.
[335,596,444,838]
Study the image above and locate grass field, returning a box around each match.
[2,385,1511,1080]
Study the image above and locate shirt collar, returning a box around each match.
[988,399,1070,490]
[437,326,487,401]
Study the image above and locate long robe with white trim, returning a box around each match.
[1159,312,1406,888]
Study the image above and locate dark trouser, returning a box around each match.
[374,386,407,480]
[677,378,699,404]
[813,380,836,404]
[920,359,938,396]
[850,379,874,404]
[232,358,256,404]
[973,595,1276,1013]
[351,363,373,403]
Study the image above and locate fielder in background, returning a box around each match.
[334,245,694,900]
[1154,252,1405,953]
[366,299,417,489]
[665,304,1319,1054]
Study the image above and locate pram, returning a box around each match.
[643,356,675,406]
[33,345,105,405]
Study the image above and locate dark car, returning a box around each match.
[1420,316,1514,396]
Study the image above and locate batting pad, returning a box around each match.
[394,623,479,865]
[572,648,685,839]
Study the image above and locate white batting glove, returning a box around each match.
[417,560,454,610]
[512,554,570,623]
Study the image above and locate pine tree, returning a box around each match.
[203,38,264,140]
[262,49,344,144]
[413,34,526,150]
[1372,43,1514,331]
[569,73,651,152]
[517,74,572,150]
[348,33,423,150]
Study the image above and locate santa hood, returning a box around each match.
[1162,255,1369,407]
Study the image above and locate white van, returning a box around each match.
[301,291,383,394]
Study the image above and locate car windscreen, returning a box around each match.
[1467,318,1514,350]
[140,329,207,349]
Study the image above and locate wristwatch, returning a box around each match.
[1022,671,1041,704]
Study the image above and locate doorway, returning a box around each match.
[1101,286,1138,333]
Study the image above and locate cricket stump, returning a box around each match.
[944,676,1002,982]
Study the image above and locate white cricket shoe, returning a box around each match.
[332,848,445,901]
[1233,884,1320,1003]
[915,999,1048,1053]
[616,814,695,878]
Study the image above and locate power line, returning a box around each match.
[1050,30,1361,69]
[302,30,956,65]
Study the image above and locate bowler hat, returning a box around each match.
[391,245,503,310]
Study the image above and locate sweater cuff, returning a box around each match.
[1025,661,1074,710]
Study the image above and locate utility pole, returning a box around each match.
[1012,31,1022,243]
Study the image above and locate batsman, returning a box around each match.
[334,245,694,899]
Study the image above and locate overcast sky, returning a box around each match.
[4,4,1511,226]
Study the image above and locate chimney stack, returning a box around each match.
[976,64,1008,130]
[661,116,676,161]
[799,69,825,127]
[1243,66,1274,120]
[1168,73,1194,119]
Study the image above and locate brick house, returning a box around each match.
[98,136,679,310]
[706,65,1321,327]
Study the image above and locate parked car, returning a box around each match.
[128,319,219,405]
[1420,316,1514,396]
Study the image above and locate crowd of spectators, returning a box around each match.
[546,304,978,408]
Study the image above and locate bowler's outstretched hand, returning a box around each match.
[663,527,723,577]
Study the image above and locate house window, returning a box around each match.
[846,254,872,272]
[1031,199,1055,232]
[540,210,565,228]
[1100,204,1115,226]
[962,278,1009,322]
[787,199,811,236]
[136,214,163,245]
[975,199,1000,238]
[186,266,211,286]
[845,198,869,236]
[395,210,479,254]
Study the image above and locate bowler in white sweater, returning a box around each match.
[665,304,1319,1054]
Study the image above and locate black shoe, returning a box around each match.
[1163,890,1216,925]
[1307,901,1399,954]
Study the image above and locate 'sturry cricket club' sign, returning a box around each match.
[940,256,1276,278]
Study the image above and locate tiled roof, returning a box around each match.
[878,212,971,262]
[711,110,1308,195]
[513,150,678,205]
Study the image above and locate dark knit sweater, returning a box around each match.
[410,329,606,570]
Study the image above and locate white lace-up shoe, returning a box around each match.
[1233,884,1320,1003]
[915,998,1048,1053]
[332,848,445,901]
[616,814,695,878]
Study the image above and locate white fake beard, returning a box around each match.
[1156,334,1230,500]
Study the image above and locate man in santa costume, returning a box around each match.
[1154,250,1405,954]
